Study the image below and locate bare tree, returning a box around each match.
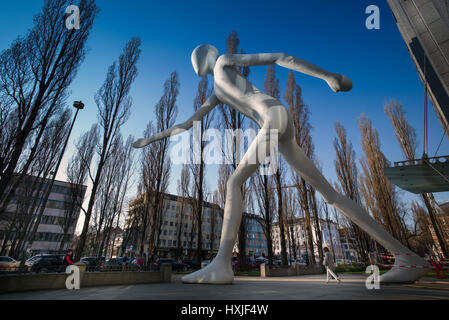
[385,101,448,258]
[137,71,178,258]
[217,31,251,270]
[410,201,435,255]
[249,163,276,265]
[358,115,410,249]
[333,122,371,262]
[0,0,98,215]
[176,165,191,259]
[1,108,72,257]
[92,137,122,255]
[190,76,214,266]
[76,37,141,260]
[98,135,134,258]
[216,164,230,214]
[284,187,298,261]
[285,72,317,265]
[58,125,98,253]
[262,64,288,266]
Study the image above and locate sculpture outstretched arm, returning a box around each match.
[133,93,220,149]
[219,53,352,92]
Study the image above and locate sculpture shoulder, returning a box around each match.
[213,55,231,74]
[215,54,231,66]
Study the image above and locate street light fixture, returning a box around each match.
[73,101,85,110]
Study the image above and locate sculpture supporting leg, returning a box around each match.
[182,125,271,284]
[279,138,429,283]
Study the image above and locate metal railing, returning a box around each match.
[0,263,162,276]
[393,155,449,167]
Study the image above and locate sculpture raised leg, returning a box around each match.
[279,138,429,283]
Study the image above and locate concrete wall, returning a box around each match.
[260,264,323,278]
[0,264,171,294]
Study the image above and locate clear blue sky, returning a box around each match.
[1,1,449,230]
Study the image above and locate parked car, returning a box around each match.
[153,258,190,272]
[180,259,199,270]
[102,257,140,271]
[80,257,104,270]
[201,260,211,269]
[25,254,66,273]
[0,256,21,272]
[273,259,282,266]
[254,258,268,268]
[230,257,256,270]
[294,259,307,266]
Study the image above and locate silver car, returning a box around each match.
[0,256,20,272]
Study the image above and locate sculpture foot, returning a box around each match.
[182,260,234,284]
[379,254,430,284]
[327,74,353,92]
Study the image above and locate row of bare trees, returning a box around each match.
[0,0,142,260]
[0,0,99,259]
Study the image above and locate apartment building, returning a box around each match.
[1,175,86,256]
[126,193,223,259]
[272,218,344,263]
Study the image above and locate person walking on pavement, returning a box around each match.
[323,247,341,284]
[122,254,128,272]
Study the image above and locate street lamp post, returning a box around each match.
[23,101,84,257]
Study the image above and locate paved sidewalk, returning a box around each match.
[0,274,448,300]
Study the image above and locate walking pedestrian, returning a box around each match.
[323,247,340,284]
[122,254,128,271]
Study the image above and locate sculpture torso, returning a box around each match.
[213,55,282,129]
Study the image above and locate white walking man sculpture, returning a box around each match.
[133,44,429,284]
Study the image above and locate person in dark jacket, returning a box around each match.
[63,249,74,267]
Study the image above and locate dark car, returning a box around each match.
[180,259,199,270]
[153,258,189,272]
[102,257,140,271]
[25,254,66,273]
[80,257,105,271]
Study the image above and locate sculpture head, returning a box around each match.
[191,44,219,76]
